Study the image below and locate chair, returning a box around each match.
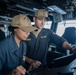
[56,27,76,55]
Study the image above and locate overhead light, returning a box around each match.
[33,8,38,11]
[48,7,54,11]
[48,5,66,15]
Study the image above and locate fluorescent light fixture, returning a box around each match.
[33,8,38,11]
[48,5,66,15]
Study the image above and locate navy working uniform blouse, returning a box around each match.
[26,28,66,65]
[0,34,26,75]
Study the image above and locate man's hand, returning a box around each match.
[9,65,26,75]
[62,41,76,52]
[25,57,42,69]
[71,47,76,52]
[9,69,22,75]
[29,60,42,69]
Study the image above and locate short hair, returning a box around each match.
[8,26,18,32]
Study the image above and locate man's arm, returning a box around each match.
[9,65,26,75]
[62,41,74,51]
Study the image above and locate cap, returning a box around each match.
[34,9,49,20]
[11,15,37,32]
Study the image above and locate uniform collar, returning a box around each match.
[9,34,19,52]
[9,35,26,58]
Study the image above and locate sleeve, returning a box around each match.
[0,31,5,42]
[49,30,66,46]
[0,43,6,70]
[2,32,5,40]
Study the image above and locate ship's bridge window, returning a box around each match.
[56,20,76,36]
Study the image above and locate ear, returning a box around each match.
[14,28,17,32]
[33,17,35,22]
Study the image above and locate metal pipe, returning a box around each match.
[16,4,35,12]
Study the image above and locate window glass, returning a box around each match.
[44,21,52,29]
[56,20,76,36]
